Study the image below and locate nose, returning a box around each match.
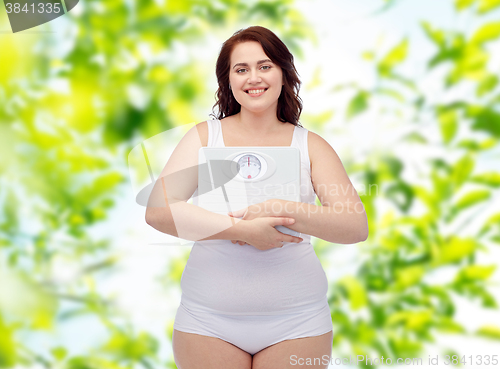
[248,69,262,84]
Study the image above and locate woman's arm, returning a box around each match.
[285,131,368,243]
[232,132,369,244]
[145,121,247,241]
[272,198,368,244]
[146,194,246,241]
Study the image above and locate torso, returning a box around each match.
[197,116,296,147]
[182,120,329,316]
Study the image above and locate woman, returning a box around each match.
[146,26,368,369]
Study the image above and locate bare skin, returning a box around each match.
[172,329,333,369]
[172,330,252,369]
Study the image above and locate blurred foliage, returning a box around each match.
[325,0,500,365]
[1,0,500,368]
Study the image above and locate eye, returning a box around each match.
[261,65,271,70]
[236,68,247,73]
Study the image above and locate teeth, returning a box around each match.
[247,89,265,94]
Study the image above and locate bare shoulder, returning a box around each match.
[307,130,331,148]
[307,130,339,170]
[306,129,361,208]
[193,120,208,147]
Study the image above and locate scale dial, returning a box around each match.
[237,154,261,179]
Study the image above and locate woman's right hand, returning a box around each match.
[237,217,303,251]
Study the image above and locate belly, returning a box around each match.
[179,241,329,315]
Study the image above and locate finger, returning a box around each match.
[238,241,245,245]
[272,217,295,226]
[231,240,237,244]
[228,208,245,217]
[288,236,304,243]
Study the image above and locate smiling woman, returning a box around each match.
[145,25,368,369]
[212,26,304,130]
[228,41,284,115]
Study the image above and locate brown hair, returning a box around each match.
[210,26,304,128]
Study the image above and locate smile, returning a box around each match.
[245,88,267,96]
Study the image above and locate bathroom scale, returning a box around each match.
[197,147,301,238]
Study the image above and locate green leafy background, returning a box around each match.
[1,0,500,367]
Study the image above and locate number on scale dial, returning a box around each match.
[237,154,261,179]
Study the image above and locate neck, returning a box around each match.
[235,108,285,135]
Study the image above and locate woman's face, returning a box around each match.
[228,41,284,115]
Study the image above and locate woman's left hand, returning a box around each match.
[228,199,281,245]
